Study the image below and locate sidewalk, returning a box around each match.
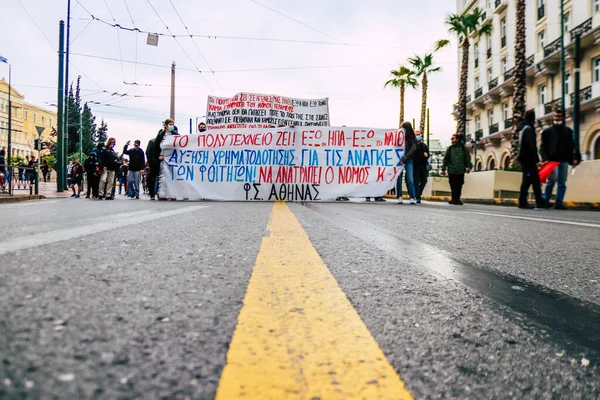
[0,181,72,203]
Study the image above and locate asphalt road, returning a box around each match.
[0,196,598,399]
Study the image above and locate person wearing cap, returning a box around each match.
[540,107,581,210]
[123,139,146,200]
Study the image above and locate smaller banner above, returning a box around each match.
[205,92,330,130]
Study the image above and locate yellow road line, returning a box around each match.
[215,202,413,400]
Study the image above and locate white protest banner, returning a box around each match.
[157,127,405,201]
[205,92,330,129]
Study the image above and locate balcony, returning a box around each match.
[544,99,562,115]
[504,117,513,130]
[501,36,506,48]
[487,48,492,59]
[543,37,561,58]
[488,77,499,90]
[526,55,534,68]
[494,0,508,13]
[570,18,592,41]
[475,87,483,98]
[537,5,545,20]
[504,67,514,81]
[467,94,472,103]
[482,11,493,26]
[489,123,499,134]
[570,85,593,105]
[475,129,484,140]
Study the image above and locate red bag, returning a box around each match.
[538,162,560,184]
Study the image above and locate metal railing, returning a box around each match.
[526,55,534,68]
[504,117,513,130]
[0,165,39,196]
[570,86,593,105]
[543,37,561,58]
[475,129,484,140]
[489,123,499,134]
[488,77,499,90]
[570,18,592,41]
[475,87,483,98]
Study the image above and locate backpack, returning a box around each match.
[85,151,99,170]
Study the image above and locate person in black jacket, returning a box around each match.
[146,138,157,200]
[98,137,118,200]
[539,107,581,210]
[123,140,145,199]
[518,109,547,209]
[84,145,101,198]
[412,131,430,204]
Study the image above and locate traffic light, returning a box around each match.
[40,141,46,150]
[34,139,40,150]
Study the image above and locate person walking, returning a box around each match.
[146,138,158,200]
[99,137,119,200]
[518,109,548,209]
[398,121,418,204]
[412,130,430,204]
[442,134,472,205]
[153,118,177,200]
[69,158,84,198]
[118,160,129,196]
[41,161,50,183]
[27,156,38,185]
[123,139,145,200]
[540,107,581,210]
[84,145,101,198]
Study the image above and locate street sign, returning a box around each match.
[36,126,45,136]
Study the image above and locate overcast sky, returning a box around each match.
[1,0,459,149]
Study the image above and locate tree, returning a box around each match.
[511,0,527,167]
[66,76,82,155]
[409,41,448,135]
[384,66,418,128]
[81,102,97,154]
[445,8,493,137]
[95,119,108,146]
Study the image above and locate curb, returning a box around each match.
[416,196,600,211]
[0,195,46,204]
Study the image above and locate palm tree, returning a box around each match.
[384,66,418,128]
[511,0,527,167]
[409,41,448,135]
[445,8,493,137]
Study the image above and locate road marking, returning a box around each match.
[215,202,412,400]
[466,211,600,228]
[0,206,208,256]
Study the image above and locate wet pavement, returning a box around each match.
[0,197,598,399]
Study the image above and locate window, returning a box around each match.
[24,110,28,120]
[488,109,494,125]
[501,18,507,48]
[487,67,493,82]
[503,103,509,120]
[475,76,480,89]
[41,116,45,124]
[539,84,547,104]
[595,0,600,12]
[502,58,508,74]
[538,31,545,51]
[487,35,492,58]
[563,12,570,34]
[476,115,481,130]
[538,0,544,7]
[49,118,52,127]
[594,57,600,82]
[474,43,479,68]
[33,113,37,123]
[565,73,571,94]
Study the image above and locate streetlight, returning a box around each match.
[1,55,12,194]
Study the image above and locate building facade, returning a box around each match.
[0,78,56,161]
[455,0,600,170]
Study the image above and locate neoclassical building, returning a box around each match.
[455,0,600,170]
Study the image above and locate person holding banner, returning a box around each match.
[154,118,177,201]
[398,122,418,204]
[539,107,581,210]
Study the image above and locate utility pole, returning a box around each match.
[573,34,581,154]
[57,21,65,192]
[170,62,176,120]
[426,108,430,148]
[560,0,565,108]
[64,0,71,190]
[6,60,12,195]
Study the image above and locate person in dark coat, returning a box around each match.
[146,138,157,200]
[123,139,145,199]
[412,131,430,204]
[517,109,548,209]
[539,107,581,210]
[98,137,119,200]
[442,134,472,205]
[84,144,101,198]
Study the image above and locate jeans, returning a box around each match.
[543,162,569,206]
[118,177,127,194]
[449,174,465,202]
[128,170,141,196]
[397,160,416,199]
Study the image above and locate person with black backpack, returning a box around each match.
[84,145,101,199]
